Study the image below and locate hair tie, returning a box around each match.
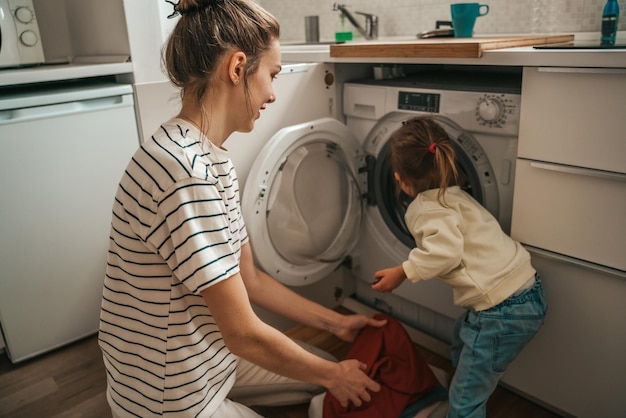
[429,143,437,154]
[166,0,181,19]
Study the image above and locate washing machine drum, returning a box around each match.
[242,118,365,286]
[364,113,499,249]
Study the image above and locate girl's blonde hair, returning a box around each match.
[389,116,464,205]
[164,0,280,104]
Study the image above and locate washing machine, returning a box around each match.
[242,67,522,323]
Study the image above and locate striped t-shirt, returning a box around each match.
[98,118,248,417]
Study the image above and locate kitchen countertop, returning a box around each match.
[328,34,576,59]
[281,34,626,68]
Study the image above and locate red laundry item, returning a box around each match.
[323,314,441,418]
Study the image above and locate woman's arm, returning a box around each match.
[238,243,386,342]
[200,268,380,407]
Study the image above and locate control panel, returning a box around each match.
[393,87,520,136]
[398,91,440,113]
[5,0,45,66]
[476,93,519,128]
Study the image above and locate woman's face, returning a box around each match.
[239,39,282,132]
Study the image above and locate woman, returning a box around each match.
[98,1,384,416]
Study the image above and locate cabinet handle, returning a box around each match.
[529,161,626,182]
[537,67,626,75]
[525,245,626,281]
[0,95,134,125]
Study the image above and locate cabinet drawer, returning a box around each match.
[503,250,626,418]
[518,67,626,174]
[511,159,626,271]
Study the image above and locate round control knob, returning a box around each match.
[15,7,34,24]
[20,30,39,47]
[477,97,504,123]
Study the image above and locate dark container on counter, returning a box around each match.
[601,0,620,45]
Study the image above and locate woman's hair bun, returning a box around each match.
[174,0,226,15]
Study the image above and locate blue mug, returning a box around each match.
[451,3,489,38]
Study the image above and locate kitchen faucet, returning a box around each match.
[333,3,378,40]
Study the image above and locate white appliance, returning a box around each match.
[243,67,522,337]
[0,80,140,362]
[343,71,522,323]
[0,0,45,69]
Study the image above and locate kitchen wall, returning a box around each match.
[260,0,626,43]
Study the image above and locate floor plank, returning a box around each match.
[0,336,110,418]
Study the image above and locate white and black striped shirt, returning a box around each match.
[99,118,248,417]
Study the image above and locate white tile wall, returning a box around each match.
[261,0,626,43]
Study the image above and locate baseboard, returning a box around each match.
[341,297,452,360]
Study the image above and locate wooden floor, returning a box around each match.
[0,320,562,418]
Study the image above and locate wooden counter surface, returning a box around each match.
[329,34,575,58]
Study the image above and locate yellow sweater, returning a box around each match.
[402,186,536,311]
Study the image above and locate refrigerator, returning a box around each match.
[0,80,140,362]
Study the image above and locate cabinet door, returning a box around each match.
[518,67,626,174]
[502,250,626,418]
[511,159,626,271]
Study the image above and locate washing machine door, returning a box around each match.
[364,112,499,250]
[242,118,364,286]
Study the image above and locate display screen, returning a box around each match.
[398,91,440,113]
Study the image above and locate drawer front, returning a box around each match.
[518,67,626,174]
[511,159,626,271]
[503,250,626,418]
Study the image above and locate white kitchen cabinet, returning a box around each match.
[0,0,140,364]
[512,159,625,271]
[502,251,625,418]
[121,0,182,140]
[517,67,626,174]
[508,66,626,418]
[0,82,141,363]
[121,0,178,84]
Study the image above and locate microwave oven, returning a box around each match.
[0,0,44,69]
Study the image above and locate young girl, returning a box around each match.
[98,1,384,417]
[371,116,547,418]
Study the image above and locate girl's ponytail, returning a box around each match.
[389,117,464,206]
[430,136,462,205]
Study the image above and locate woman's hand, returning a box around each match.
[332,314,387,343]
[327,359,381,408]
[371,265,406,293]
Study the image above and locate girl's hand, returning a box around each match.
[371,265,406,293]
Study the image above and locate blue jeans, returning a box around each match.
[447,274,547,418]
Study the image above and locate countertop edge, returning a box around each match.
[282,45,626,68]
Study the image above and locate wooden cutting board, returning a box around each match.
[329,34,575,58]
